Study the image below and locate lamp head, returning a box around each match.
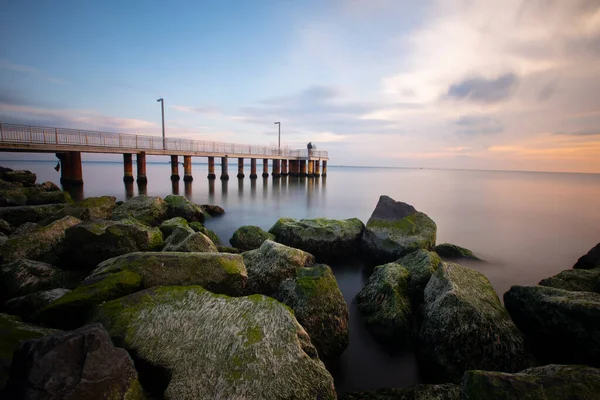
[274,121,280,124]
[157,98,163,102]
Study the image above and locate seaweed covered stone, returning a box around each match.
[268,217,365,260]
[539,268,600,293]
[274,265,349,361]
[2,170,36,186]
[159,217,190,237]
[504,285,600,367]
[340,383,460,400]
[112,195,168,226]
[356,262,412,343]
[91,286,336,400]
[573,242,600,270]
[3,288,71,320]
[164,194,206,223]
[201,204,225,216]
[420,262,527,382]
[0,203,68,227]
[76,196,117,220]
[242,240,315,295]
[230,225,275,251]
[434,243,481,261]
[398,249,442,304]
[162,226,217,253]
[0,259,72,302]
[362,196,437,263]
[461,364,600,400]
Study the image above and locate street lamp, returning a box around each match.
[157,98,165,149]
[274,121,280,151]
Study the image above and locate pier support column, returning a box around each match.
[136,152,147,183]
[123,153,134,183]
[288,160,296,176]
[183,155,193,182]
[307,159,314,177]
[262,159,269,178]
[207,157,216,180]
[220,157,229,180]
[281,160,288,176]
[237,158,245,178]
[250,159,257,179]
[315,160,321,177]
[322,161,327,177]
[170,155,180,181]
[272,159,281,177]
[300,160,307,177]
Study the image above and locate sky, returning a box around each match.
[1,0,599,173]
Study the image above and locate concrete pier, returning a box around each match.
[207,157,216,180]
[281,160,288,176]
[57,151,83,185]
[237,158,245,178]
[250,159,257,179]
[221,156,229,180]
[262,159,269,178]
[136,152,147,183]
[272,159,281,177]
[123,153,134,183]
[300,160,307,177]
[183,155,193,182]
[171,155,180,181]
[315,160,320,177]
[307,159,314,177]
[322,160,327,177]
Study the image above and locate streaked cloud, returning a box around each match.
[0,59,67,84]
[447,74,519,103]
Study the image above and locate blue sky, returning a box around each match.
[1,0,599,172]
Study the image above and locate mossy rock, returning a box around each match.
[539,268,600,293]
[217,245,240,254]
[24,189,73,206]
[10,222,40,237]
[274,264,349,361]
[573,242,600,270]
[0,203,70,227]
[0,259,72,302]
[504,285,600,367]
[162,226,218,252]
[362,196,437,263]
[230,225,275,251]
[187,221,221,244]
[398,249,442,305]
[0,219,12,235]
[159,217,189,237]
[420,262,527,382]
[201,204,225,216]
[434,243,481,261]
[58,218,164,271]
[75,195,117,220]
[0,216,82,265]
[2,170,36,185]
[340,383,460,400]
[112,195,168,226]
[0,188,27,206]
[4,288,71,320]
[268,217,365,260]
[164,195,206,223]
[356,262,412,343]
[461,364,600,400]
[242,240,315,295]
[91,286,336,399]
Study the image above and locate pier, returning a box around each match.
[0,123,328,185]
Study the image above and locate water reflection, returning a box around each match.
[124,181,134,199]
[250,178,256,199]
[137,181,147,196]
[184,181,192,198]
[171,180,179,195]
[208,179,215,199]
[221,179,228,198]
[237,178,244,198]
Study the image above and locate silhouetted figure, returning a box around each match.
[307,142,313,158]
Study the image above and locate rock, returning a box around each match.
[539,268,600,293]
[362,196,437,263]
[421,262,527,382]
[356,262,412,343]
[0,259,71,302]
[504,285,600,367]
[4,288,71,320]
[0,216,82,265]
[434,243,481,261]
[0,188,27,206]
[2,323,144,400]
[112,195,168,226]
[25,189,73,206]
[162,226,218,253]
[201,204,225,216]
[159,216,189,237]
[0,313,57,391]
[230,225,275,251]
[164,194,205,223]
[274,264,349,361]
[58,218,164,271]
[0,219,12,235]
[573,242,600,270]
[269,217,365,260]
[2,170,36,185]
[0,203,68,226]
[38,181,60,192]
[187,221,220,244]
[399,249,442,305]
[35,252,247,329]
[0,233,6,244]
[243,240,315,295]
[76,196,117,220]
[218,245,240,254]
[11,222,40,237]
[340,383,460,400]
[461,364,600,400]
[92,286,336,399]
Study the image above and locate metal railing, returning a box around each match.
[0,123,329,159]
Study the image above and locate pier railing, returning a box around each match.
[0,123,328,159]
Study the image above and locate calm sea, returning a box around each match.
[3,159,600,394]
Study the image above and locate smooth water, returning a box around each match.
[4,159,600,394]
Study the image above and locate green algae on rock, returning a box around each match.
[274,264,349,361]
[162,226,217,253]
[159,217,190,237]
[0,259,72,302]
[112,195,168,226]
[76,195,117,219]
[0,203,72,227]
[164,194,206,223]
[92,286,336,400]
[362,196,437,263]
[461,364,600,400]
[230,225,275,251]
[434,243,481,261]
[398,249,442,305]
[421,262,527,382]
[504,285,600,367]
[2,170,36,186]
[340,383,460,400]
[539,268,600,293]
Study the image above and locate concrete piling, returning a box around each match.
[237,158,245,178]
[183,155,193,182]
[272,159,281,177]
[250,158,257,179]
[207,157,216,180]
[322,160,327,177]
[281,160,288,176]
[171,155,180,181]
[262,159,269,178]
[123,153,134,183]
[136,152,147,183]
[220,156,229,180]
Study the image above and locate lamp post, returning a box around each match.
[274,121,280,153]
[157,98,165,149]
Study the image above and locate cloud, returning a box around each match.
[454,115,504,135]
[0,59,67,84]
[447,73,519,103]
[170,105,221,115]
[554,129,600,136]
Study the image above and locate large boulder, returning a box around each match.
[164,194,206,223]
[504,285,600,367]
[242,240,315,295]
[340,383,460,400]
[0,216,81,264]
[3,288,71,320]
[420,262,527,382]
[2,323,144,400]
[159,216,189,237]
[0,219,12,235]
[112,195,168,226]
[0,188,27,206]
[58,218,164,271]
[573,242,600,269]
[461,364,600,400]
[362,196,437,263]
[356,262,412,343]
[434,243,481,261]
[399,249,442,304]
[162,226,217,253]
[92,286,337,399]
[76,196,117,220]
[24,188,73,206]
[0,203,69,227]
[539,268,600,293]
[230,225,275,251]
[0,259,72,302]
[274,265,349,361]
[2,170,36,185]
[34,252,247,329]
[189,222,221,245]
[201,204,225,216]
